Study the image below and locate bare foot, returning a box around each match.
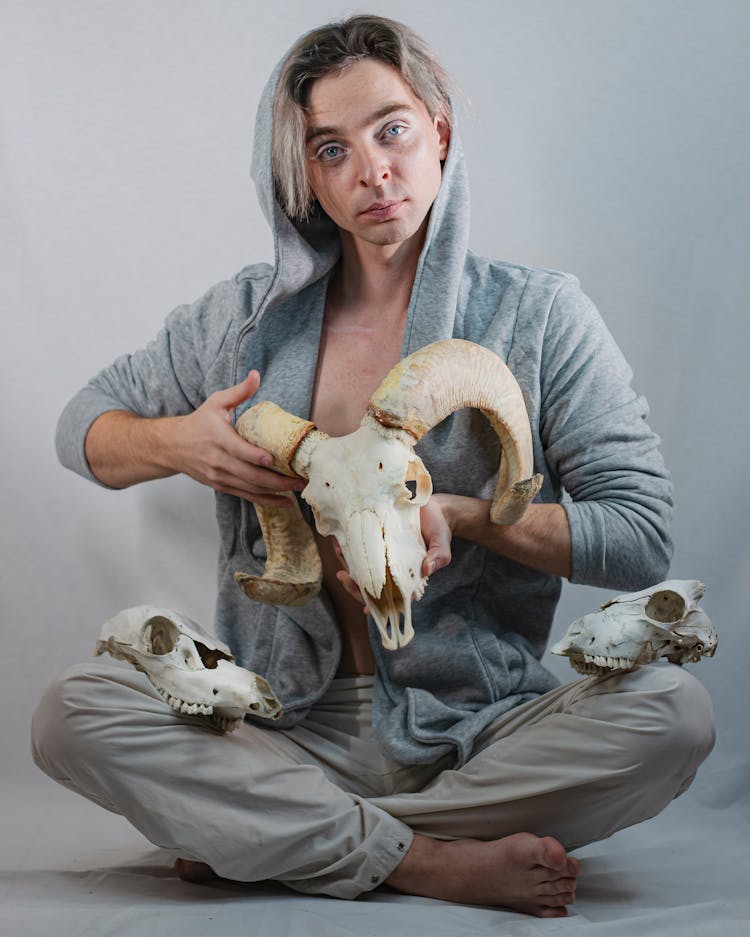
[174,858,220,884]
[385,832,579,917]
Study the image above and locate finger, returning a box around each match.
[335,569,368,610]
[241,462,306,495]
[212,369,262,412]
[220,445,306,493]
[225,424,306,483]
[422,536,451,576]
[198,453,305,502]
[219,487,297,508]
[420,503,452,576]
[332,539,349,571]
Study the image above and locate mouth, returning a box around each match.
[360,199,405,220]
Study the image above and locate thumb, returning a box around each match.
[214,370,262,411]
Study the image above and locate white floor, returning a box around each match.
[2,770,747,937]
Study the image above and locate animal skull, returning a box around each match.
[234,339,542,651]
[299,424,433,648]
[96,606,283,731]
[551,579,717,675]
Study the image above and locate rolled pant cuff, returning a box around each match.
[287,822,415,899]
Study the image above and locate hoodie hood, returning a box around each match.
[243,49,471,348]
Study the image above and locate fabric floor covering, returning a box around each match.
[1,771,747,937]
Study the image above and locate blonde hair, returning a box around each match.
[272,15,452,220]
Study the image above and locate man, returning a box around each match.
[32,16,714,918]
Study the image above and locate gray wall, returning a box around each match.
[2,0,748,803]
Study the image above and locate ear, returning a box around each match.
[434,115,450,160]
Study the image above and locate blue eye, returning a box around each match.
[318,144,343,161]
[384,125,405,138]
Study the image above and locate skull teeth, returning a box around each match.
[570,654,636,674]
[154,687,244,732]
[156,687,214,717]
[211,714,243,733]
[582,653,635,670]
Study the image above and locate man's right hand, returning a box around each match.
[85,370,305,507]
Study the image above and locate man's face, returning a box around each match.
[304,58,449,252]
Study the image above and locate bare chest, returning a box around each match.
[309,321,405,434]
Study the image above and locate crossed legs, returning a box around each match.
[31,660,714,916]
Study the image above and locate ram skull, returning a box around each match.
[96,606,283,731]
[235,339,542,651]
[551,579,717,675]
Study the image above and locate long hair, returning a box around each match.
[272,15,453,221]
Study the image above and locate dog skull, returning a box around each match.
[235,339,542,651]
[551,579,717,675]
[96,606,283,731]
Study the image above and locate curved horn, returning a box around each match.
[233,496,322,606]
[365,339,542,524]
[233,401,324,606]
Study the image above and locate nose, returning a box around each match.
[357,145,390,188]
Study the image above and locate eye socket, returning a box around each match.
[645,590,686,623]
[403,455,432,506]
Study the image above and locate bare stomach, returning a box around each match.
[314,530,376,675]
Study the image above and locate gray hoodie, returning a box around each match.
[56,59,672,768]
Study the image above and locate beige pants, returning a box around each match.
[31,659,714,899]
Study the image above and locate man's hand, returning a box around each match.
[419,493,454,575]
[85,371,305,507]
[166,371,305,506]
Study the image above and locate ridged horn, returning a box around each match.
[366,339,542,524]
[234,402,324,605]
[235,401,318,479]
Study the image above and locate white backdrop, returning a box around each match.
[2,0,748,820]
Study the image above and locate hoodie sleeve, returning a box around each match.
[55,279,240,486]
[539,281,673,590]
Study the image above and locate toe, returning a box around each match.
[538,836,568,873]
[538,876,577,896]
[174,858,217,883]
